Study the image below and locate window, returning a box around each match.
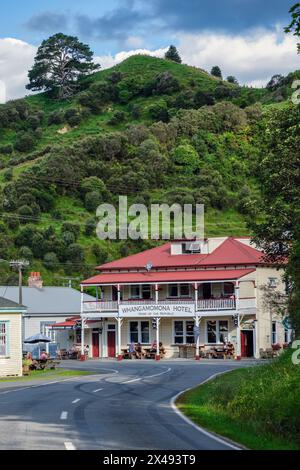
[207,321,217,343]
[219,321,229,343]
[0,321,9,357]
[223,282,234,296]
[168,284,190,298]
[129,321,149,344]
[169,284,178,297]
[186,321,195,344]
[206,320,229,344]
[284,328,291,343]
[131,285,140,299]
[180,284,190,297]
[268,278,278,288]
[130,285,152,299]
[141,285,151,299]
[272,321,277,344]
[174,320,195,344]
[141,321,149,343]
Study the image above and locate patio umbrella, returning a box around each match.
[24,333,52,344]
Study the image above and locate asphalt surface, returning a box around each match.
[0,359,254,450]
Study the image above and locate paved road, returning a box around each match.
[0,360,253,450]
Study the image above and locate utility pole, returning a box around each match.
[9,260,29,305]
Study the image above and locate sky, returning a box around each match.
[0,0,299,101]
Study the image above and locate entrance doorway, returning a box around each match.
[107,324,116,358]
[92,329,100,358]
[241,330,254,357]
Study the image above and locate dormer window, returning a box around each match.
[182,241,201,254]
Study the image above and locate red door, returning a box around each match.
[92,330,99,358]
[241,331,247,357]
[241,331,254,357]
[107,331,116,358]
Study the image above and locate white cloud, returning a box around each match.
[176,29,299,86]
[95,46,168,70]
[0,38,36,102]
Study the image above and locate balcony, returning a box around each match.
[82,297,241,313]
[197,297,236,311]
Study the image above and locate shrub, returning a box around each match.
[66,243,84,264]
[19,246,33,261]
[14,132,35,152]
[148,100,169,122]
[43,252,59,271]
[173,142,200,174]
[48,110,64,125]
[85,191,103,212]
[64,108,82,127]
[61,231,76,246]
[154,72,180,95]
[85,217,97,236]
[3,168,13,181]
[194,90,215,107]
[61,222,80,240]
[0,144,13,154]
[108,110,126,125]
[18,205,34,223]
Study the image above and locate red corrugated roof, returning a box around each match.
[81,268,255,285]
[95,237,263,271]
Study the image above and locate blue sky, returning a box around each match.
[0,0,299,101]
[0,0,294,54]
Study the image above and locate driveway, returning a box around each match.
[0,359,252,450]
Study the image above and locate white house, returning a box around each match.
[0,272,96,356]
[0,296,26,377]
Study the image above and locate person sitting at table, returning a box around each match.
[159,342,166,356]
[129,342,136,359]
[135,342,143,359]
[40,350,48,361]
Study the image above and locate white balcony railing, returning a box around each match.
[197,297,236,311]
[82,297,240,313]
[83,301,118,312]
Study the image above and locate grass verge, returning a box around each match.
[0,369,93,383]
[177,350,300,450]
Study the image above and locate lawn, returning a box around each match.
[0,369,93,383]
[177,350,300,450]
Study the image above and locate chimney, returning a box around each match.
[28,272,43,289]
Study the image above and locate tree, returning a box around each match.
[211,66,222,79]
[249,104,300,335]
[26,33,100,99]
[227,76,239,85]
[266,74,285,91]
[285,3,300,53]
[165,45,182,63]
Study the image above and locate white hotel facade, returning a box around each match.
[79,237,290,360]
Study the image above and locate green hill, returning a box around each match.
[0,54,296,286]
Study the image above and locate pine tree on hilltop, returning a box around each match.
[211,66,222,79]
[26,33,100,100]
[165,45,182,63]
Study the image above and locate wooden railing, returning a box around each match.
[197,297,236,310]
[82,297,240,312]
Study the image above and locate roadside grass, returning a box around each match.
[177,350,300,450]
[0,369,93,383]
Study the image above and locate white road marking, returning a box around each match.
[60,411,68,420]
[122,367,171,384]
[93,388,103,393]
[64,441,76,450]
[72,398,80,403]
[170,370,243,450]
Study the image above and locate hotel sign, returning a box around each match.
[119,303,195,318]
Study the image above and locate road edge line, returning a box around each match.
[170,370,245,451]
